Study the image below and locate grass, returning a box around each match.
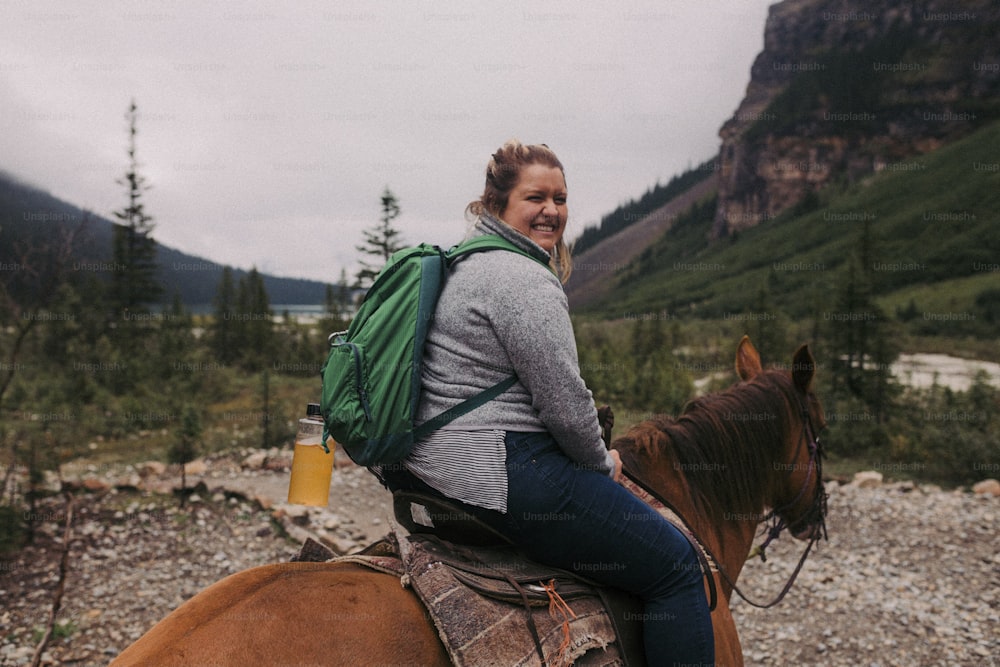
[32,620,77,644]
[49,370,321,469]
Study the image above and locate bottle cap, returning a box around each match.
[306,403,322,418]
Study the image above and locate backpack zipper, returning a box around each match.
[337,341,372,422]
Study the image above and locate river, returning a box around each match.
[891,353,1000,391]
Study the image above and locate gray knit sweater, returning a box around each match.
[404,213,614,512]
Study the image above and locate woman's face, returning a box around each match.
[499,163,567,253]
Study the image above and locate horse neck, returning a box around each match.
[622,373,796,594]
[643,453,759,597]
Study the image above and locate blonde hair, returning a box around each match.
[466,139,573,282]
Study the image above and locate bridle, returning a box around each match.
[622,388,828,610]
[724,392,828,608]
[757,393,828,555]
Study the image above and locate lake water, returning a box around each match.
[187,304,337,322]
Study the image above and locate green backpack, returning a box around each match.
[320,234,550,466]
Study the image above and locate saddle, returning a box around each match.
[394,483,717,611]
[294,490,648,666]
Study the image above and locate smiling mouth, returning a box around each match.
[531,220,559,233]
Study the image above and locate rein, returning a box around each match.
[623,393,828,610]
[619,470,720,612]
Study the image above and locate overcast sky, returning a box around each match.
[1,0,774,283]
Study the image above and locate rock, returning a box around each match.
[852,471,883,488]
[275,503,310,526]
[242,451,268,470]
[264,456,291,472]
[13,646,35,661]
[971,479,1000,496]
[139,478,176,494]
[137,461,166,477]
[82,477,111,493]
[42,470,63,492]
[183,459,208,476]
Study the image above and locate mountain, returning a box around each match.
[0,173,329,306]
[573,118,1000,333]
[566,0,1000,330]
[714,0,1000,237]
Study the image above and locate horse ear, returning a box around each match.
[736,335,762,380]
[792,344,816,392]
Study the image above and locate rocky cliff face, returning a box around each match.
[713,0,1000,237]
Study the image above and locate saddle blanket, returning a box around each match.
[293,533,636,666]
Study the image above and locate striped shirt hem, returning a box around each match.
[405,429,509,513]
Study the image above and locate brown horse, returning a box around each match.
[112,336,827,666]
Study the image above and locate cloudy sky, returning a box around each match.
[1,0,774,283]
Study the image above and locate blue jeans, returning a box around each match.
[388,431,715,666]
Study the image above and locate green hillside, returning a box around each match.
[585,120,1000,339]
[572,160,714,255]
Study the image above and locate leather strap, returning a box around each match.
[620,469,719,612]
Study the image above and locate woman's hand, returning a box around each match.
[609,449,623,482]
[597,404,614,447]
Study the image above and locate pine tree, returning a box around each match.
[826,219,899,423]
[110,100,161,318]
[260,370,271,448]
[158,293,195,379]
[322,268,354,323]
[355,187,405,289]
[169,405,202,507]
[234,267,273,370]
[335,268,353,317]
[628,317,691,414]
[0,218,89,420]
[211,266,238,364]
[749,274,787,366]
[323,284,338,321]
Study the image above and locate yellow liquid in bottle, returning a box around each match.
[287,441,334,506]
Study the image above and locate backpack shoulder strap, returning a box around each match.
[447,234,555,274]
[411,374,518,441]
[411,234,542,439]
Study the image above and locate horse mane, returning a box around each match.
[621,370,800,529]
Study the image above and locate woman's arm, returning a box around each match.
[489,259,615,476]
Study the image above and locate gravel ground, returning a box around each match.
[0,451,997,667]
[729,480,998,667]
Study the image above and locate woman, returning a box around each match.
[382,139,715,665]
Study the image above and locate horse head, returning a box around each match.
[735,336,827,544]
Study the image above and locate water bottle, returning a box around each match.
[286,403,335,506]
